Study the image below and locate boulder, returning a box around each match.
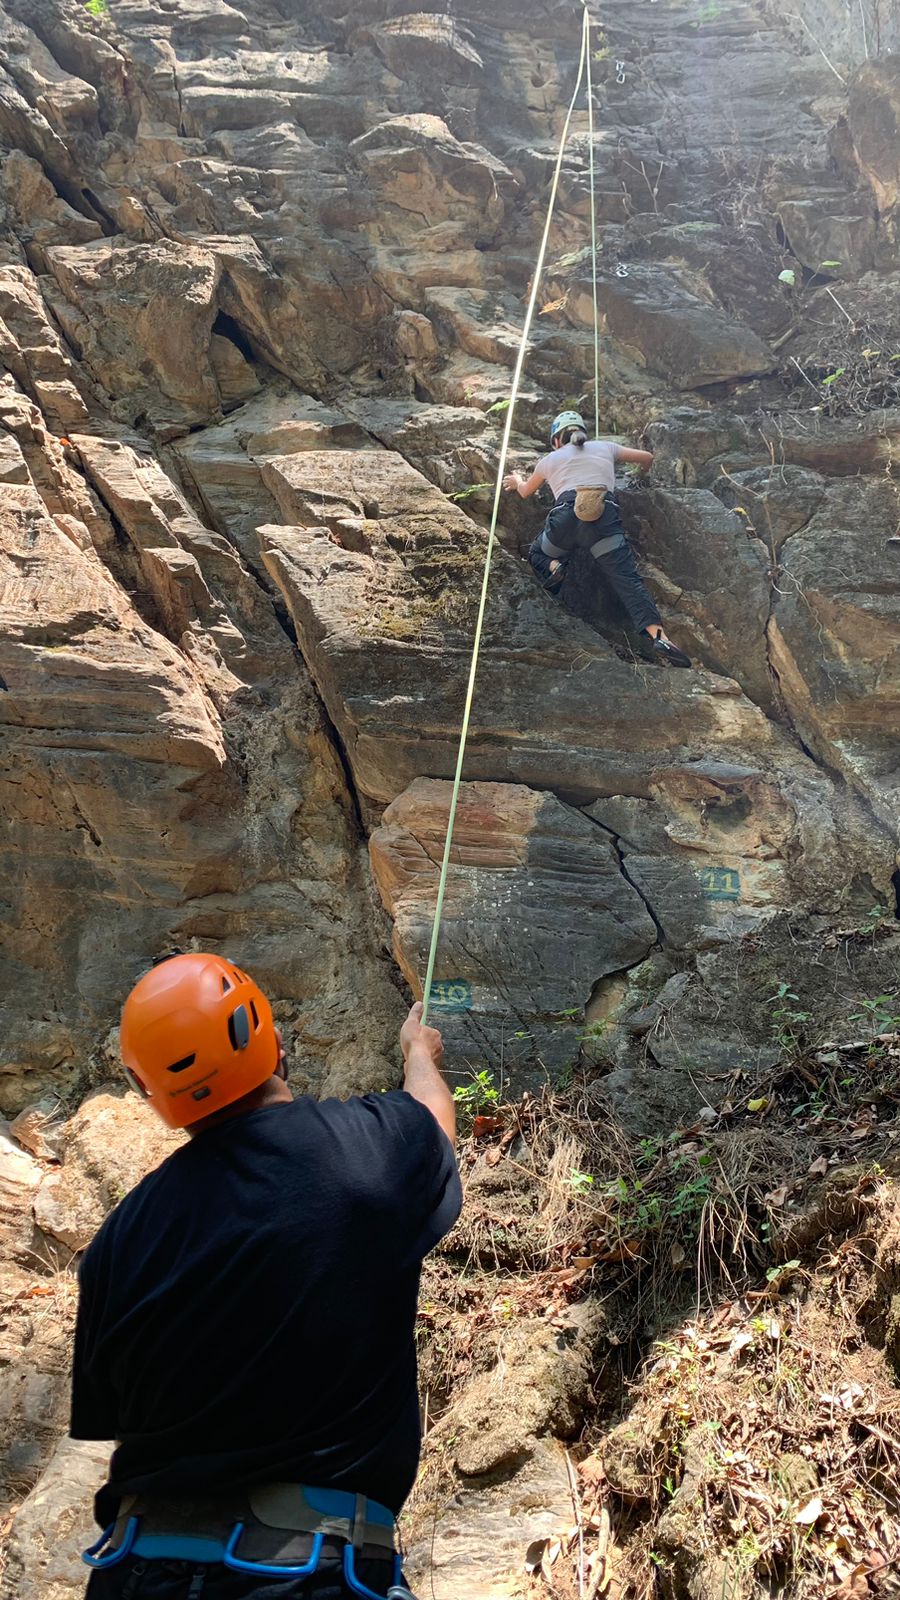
[405,1441,574,1600]
[616,486,775,713]
[0,13,98,140]
[9,1101,64,1162]
[0,151,101,268]
[767,474,900,830]
[34,1088,185,1253]
[0,65,80,204]
[214,231,385,387]
[0,480,227,1107]
[172,386,329,570]
[32,1168,105,1254]
[0,1120,43,1261]
[762,163,877,279]
[44,239,222,433]
[761,408,900,478]
[599,923,900,1135]
[0,431,29,483]
[849,56,900,213]
[0,264,90,431]
[209,330,261,407]
[370,778,657,1073]
[350,114,514,242]
[446,1313,594,1476]
[568,261,776,391]
[713,464,827,556]
[70,432,289,694]
[3,1436,111,1600]
[364,14,485,84]
[622,219,794,343]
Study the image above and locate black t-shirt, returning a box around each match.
[70,1091,461,1525]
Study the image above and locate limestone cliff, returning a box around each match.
[1,0,899,1593]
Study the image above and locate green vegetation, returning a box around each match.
[849,992,900,1035]
[767,982,813,1054]
[448,482,491,503]
[568,1169,594,1194]
[452,1069,499,1126]
[860,902,891,935]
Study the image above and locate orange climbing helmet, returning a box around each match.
[120,953,279,1129]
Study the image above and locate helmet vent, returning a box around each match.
[228,1005,251,1051]
[221,974,233,993]
[249,999,259,1029]
[231,967,246,985]
[167,1053,196,1074]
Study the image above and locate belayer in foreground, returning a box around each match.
[504,410,692,667]
[71,952,460,1599]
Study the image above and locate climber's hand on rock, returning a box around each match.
[502,473,521,493]
[401,1002,445,1071]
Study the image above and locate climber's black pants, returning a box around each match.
[529,491,661,634]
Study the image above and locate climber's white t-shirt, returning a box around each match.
[535,439,622,498]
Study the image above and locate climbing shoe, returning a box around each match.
[649,636,691,668]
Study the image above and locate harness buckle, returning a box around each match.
[223,1523,324,1578]
[344,1544,405,1600]
[82,1517,138,1570]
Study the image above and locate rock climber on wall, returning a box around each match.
[503,410,692,667]
[70,953,460,1600]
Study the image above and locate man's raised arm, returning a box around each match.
[400,1003,456,1146]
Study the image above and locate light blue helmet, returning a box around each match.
[550,410,587,444]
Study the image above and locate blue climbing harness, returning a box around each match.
[82,1484,406,1598]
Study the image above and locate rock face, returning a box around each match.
[33,1087,184,1251]
[1,0,900,1591]
[370,779,657,1075]
[3,1437,111,1600]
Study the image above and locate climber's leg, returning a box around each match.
[528,535,566,592]
[528,495,579,594]
[590,505,692,668]
[594,537,661,633]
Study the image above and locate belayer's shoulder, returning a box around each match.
[344,1088,441,1135]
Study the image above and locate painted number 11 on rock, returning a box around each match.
[698,867,741,901]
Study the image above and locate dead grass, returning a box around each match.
[785,316,900,420]
[417,1032,900,1600]
[571,1189,900,1599]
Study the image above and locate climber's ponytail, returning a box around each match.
[570,428,587,447]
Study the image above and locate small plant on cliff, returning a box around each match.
[577,1018,609,1043]
[568,1169,594,1194]
[84,0,109,16]
[859,902,891,936]
[767,983,813,1056]
[848,993,900,1037]
[452,1069,499,1126]
[692,0,721,25]
[448,482,491,503]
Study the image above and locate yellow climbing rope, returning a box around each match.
[421,5,599,1024]
[585,8,601,437]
